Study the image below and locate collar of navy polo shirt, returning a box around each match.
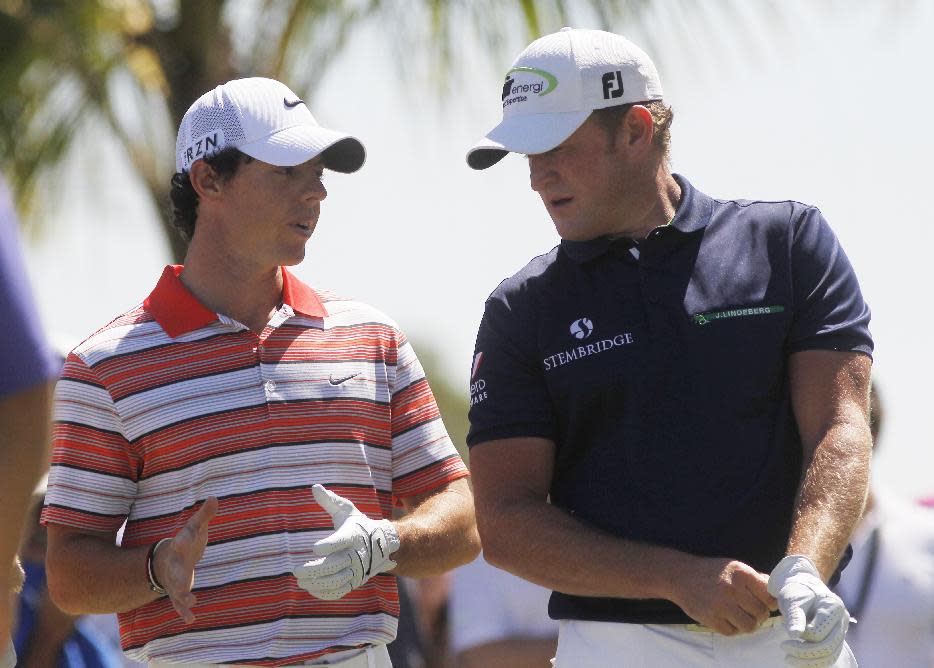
[560,174,713,264]
[143,265,328,338]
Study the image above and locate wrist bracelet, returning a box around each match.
[146,538,171,595]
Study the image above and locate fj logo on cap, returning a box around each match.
[183,130,226,168]
[602,71,624,99]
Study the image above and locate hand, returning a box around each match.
[768,555,849,668]
[293,485,400,600]
[154,496,218,624]
[670,557,777,635]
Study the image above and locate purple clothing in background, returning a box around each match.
[0,176,60,396]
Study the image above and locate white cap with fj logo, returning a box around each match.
[175,77,366,174]
[466,27,663,170]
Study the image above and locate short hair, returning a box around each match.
[169,148,253,241]
[591,100,673,161]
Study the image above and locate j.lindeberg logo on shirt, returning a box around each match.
[543,332,635,371]
[692,305,785,326]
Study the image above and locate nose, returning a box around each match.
[528,154,554,193]
[305,175,327,203]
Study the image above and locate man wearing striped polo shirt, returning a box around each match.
[40,78,479,667]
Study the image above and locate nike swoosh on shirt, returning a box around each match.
[284,97,304,108]
[328,372,360,386]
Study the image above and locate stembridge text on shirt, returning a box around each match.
[543,333,635,371]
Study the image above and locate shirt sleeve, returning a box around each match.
[466,292,557,447]
[0,178,60,396]
[389,330,468,499]
[40,353,140,534]
[788,206,873,356]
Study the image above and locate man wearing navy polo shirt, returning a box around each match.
[465,28,871,668]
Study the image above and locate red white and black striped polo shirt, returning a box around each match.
[42,265,469,666]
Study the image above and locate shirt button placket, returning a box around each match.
[252,335,273,417]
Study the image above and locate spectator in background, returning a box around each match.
[833,384,934,666]
[0,175,61,668]
[14,475,127,668]
[449,554,557,668]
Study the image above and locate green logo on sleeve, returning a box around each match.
[692,305,785,326]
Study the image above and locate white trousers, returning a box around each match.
[148,643,392,668]
[552,618,858,668]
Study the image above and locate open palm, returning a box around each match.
[154,497,218,624]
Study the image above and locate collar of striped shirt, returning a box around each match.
[143,264,328,337]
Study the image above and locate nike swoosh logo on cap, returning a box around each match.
[284,97,304,108]
[328,372,360,386]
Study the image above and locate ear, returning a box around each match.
[619,105,655,153]
[188,159,224,201]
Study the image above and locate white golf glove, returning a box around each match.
[767,555,850,668]
[293,484,400,600]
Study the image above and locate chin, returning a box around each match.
[280,249,307,266]
[553,221,592,242]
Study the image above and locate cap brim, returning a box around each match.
[466,110,591,170]
[239,125,366,173]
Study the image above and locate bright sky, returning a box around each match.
[24,2,934,497]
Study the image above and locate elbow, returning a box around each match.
[462,523,482,565]
[45,557,85,615]
[448,504,481,569]
[477,534,510,571]
[474,507,514,571]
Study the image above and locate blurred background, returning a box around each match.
[4,1,934,666]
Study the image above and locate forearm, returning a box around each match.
[787,420,872,579]
[392,479,480,577]
[0,382,53,599]
[46,529,160,615]
[479,496,690,601]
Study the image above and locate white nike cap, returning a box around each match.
[175,77,366,174]
[466,27,663,170]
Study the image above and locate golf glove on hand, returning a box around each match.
[294,484,400,600]
[768,555,850,668]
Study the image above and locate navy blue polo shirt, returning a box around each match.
[467,174,872,625]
